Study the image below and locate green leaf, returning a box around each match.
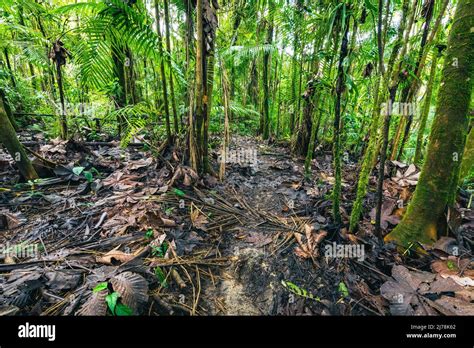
[93,282,108,293]
[106,292,119,314]
[154,267,168,288]
[84,171,94,183]
[173,188,185,197]
[281,280,320,301]
[145,229,154,239]
[115,303,133,316]
[151,241,168,258]
[338,282,349,298]
[73,166,85,176]
[447,260,457,270]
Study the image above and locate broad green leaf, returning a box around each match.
[105,292,119,314]
[115,303,133,316]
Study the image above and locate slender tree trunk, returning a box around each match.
[374,0,411,237]
[333,6,351,227]
[111,44,127,136]
[203,40,216,173]
[3,48,17,89]
[261,0,274,140]
[54,53,67,140]
[164,0,179,133]
[413,46,442,164]
[155,0,172,144]
[385,0,474,247]
[184,0,194,127]
[395,0,436,160]
[191,0,205,172]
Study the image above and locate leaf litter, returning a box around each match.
[0,134,472,316]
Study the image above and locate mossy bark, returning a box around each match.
[0,97,38,181]
[304,88,321,175]
[332,6,350,226]
[164,0,179,133]
[154,0,172,144]
[413,48,440,165]
[261,0,274,140]
[349,76,382,232]
[459,126,474,182]
[0,88,19,132]
[385,0,474,247]
[349,0,390,232]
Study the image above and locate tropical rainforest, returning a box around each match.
[0,0,473,317]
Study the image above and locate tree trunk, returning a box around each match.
[459,124,474,182]
[191,0,205,173]
[332,6,351,226]
[0,97,38,180]
[3,48,17,89]
[374,0,411,237]
[385,0,474,247]
[261,0,274,140]
[55,55,67,140]
[164,0,179,133]
[0,88,19,132]
[413,46,442,165]
[155,0,172,144]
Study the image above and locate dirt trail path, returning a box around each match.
[198,135,342,315]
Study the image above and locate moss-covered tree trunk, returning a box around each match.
[460,124,474,182]
[164,0,179,133]
[385,0,474,247]
[332,6,351,226]
[413,46,442,165]
[0,88,19,132]
[0,97,38,181]
[190,0,217,174]
[261,0,274,140]
[154,0,172,144]
[51,40,68,140]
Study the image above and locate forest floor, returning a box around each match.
[0,132,473,316]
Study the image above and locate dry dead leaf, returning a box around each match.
[246,232,273,248]
[97,249,134,265]
[294,225,327,259]
[434,296,474,315]
[110,272,149,314]
[190,209,208,230]
[392,164,420,186]
[369,199,401,229]
[102,172,143,190]
[431,259,474,286]
[128,157,153,170]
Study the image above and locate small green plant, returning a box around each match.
[92,282,133,316]
[173,188,185,197]
[154,266,168,288]
[105,292,133,316]
[144,229,154,240]
[151,241,168,258]
[446,260,457,271]
[338,281,349,298]
[281,280,320,301]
